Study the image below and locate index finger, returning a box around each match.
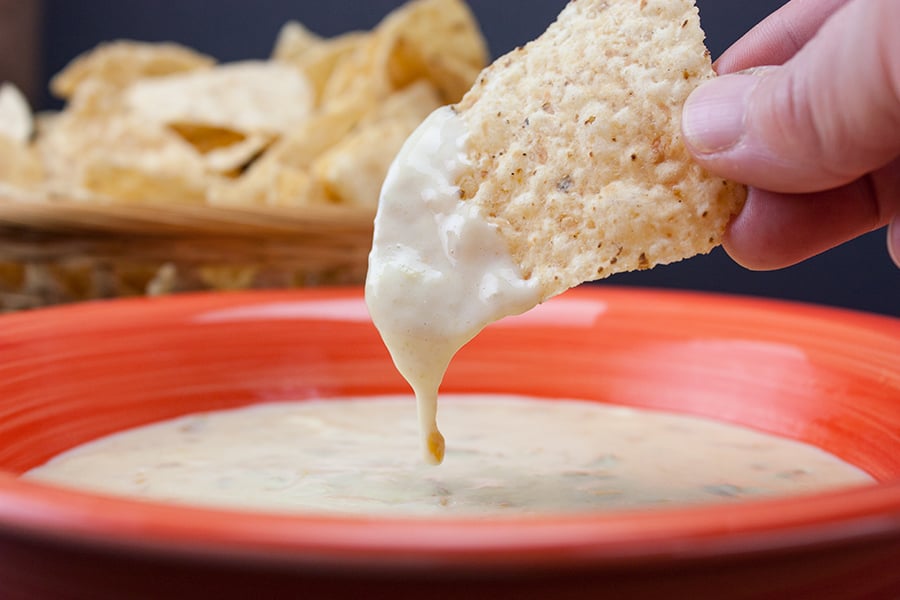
[714,0,849,74]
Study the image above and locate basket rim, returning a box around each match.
[0,190,376,237]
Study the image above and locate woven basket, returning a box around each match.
[0,192,375,311]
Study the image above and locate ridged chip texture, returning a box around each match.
[455,0,746,300]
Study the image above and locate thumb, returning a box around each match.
[682,0,900,194]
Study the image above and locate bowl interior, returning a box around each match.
[0,286,898,566]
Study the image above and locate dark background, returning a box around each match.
[31,1,898,316]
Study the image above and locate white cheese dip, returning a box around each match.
[24,395,874,517]
[366,107,540,464]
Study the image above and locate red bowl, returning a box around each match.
[0,287,898,600]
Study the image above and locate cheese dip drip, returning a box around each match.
[366,106,541,464]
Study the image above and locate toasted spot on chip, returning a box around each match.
[455,0,746,300]
[168,123,274,175]
[168,123,247,154]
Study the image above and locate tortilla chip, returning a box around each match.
[11,3,490,210]
[167,123,247,154]
[202,135,272,176]
[0,135,43,190]
[381,0,488,103]
[312,115,425,208]
[262,94,371,171]
[0,83,33,144]
[207,158,328,208]
[359,80,442,126]
[123,61,313,135]
[321,0,486,108]
[35,92,216,204]
[0,84,42,189]
[61,79,126,121]
[50,40,215,100]
[271,21,323,62]
[454,0,746,300]
[81,160,208,205]
[272,22,365,106]
[199,266,258,290]
[168,123,273,175]
[320,34,394,111]
[270,165,329,207]
[307,82,441,207]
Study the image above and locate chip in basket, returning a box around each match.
[50,40,215,100]
[1,0,486,210]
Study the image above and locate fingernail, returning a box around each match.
[683,74,758,154]
[889,214,900,269]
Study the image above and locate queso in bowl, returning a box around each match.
[0,287,898,599]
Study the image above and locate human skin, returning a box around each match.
[681,0,900,270]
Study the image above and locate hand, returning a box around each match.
[681,0,900,270]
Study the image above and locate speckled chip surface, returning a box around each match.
[455,0,746,300]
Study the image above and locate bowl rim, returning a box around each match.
[0,286,898,572]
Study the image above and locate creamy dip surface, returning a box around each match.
[366,107,541,464]
[25,395,874,517]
